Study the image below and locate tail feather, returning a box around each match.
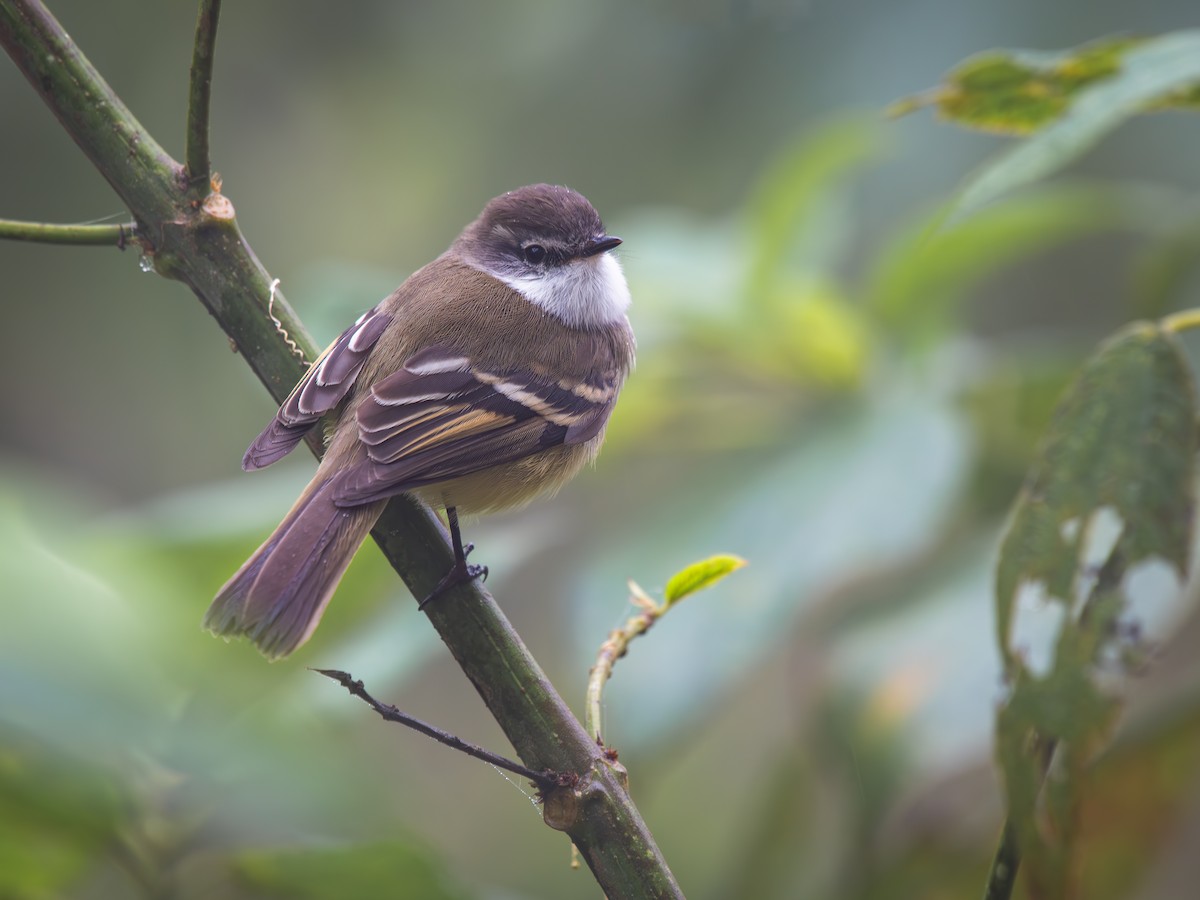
[205,478,386,659]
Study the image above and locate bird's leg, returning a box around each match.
[419,506,488,610]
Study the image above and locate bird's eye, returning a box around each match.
[523,244,547,264]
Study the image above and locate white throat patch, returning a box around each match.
[498,253,631,329]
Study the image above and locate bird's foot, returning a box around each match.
[418,543,488,610]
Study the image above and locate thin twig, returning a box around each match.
[984,544,1123,898]
[313,668,558,791]
[585,557,745,745]
[985,730,1061,899]
[185,0,222,185]
[0,218,134,246]
[585,581,664,745]
[981,819,1022,900]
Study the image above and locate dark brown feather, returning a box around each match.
[242,307,393,471]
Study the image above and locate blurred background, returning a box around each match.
[3,1,1200,898]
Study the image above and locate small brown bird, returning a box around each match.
[205,184,635,659]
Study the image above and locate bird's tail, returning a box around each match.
[204,477,386,660]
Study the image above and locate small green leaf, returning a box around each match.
[663,554,747,607]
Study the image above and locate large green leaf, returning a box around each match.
[995,323,1195,661]
[898,31,1200,220]
[893,35,1200,135]
[994,322,1197,898]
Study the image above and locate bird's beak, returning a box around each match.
[582,235,623,257]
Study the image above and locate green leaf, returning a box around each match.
[893,35,1200,134]
[995,322,1196,662]
[945,31,1200,219]
[663,554,747,607]
[993,322,1197,898]
[232,840,470,900]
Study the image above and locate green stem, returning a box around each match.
[185,0,221,187]
[0,218,134,245]
[1161,308,1200,334]
[0,2,681,895]
[585,583,662,744]
[981,819,1022,900]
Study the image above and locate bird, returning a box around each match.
[204,184,635,660]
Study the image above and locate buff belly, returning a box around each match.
[414,439,601,516]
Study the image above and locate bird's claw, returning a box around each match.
[418,557,488,610]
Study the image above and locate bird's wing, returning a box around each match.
[330,344,620,506]
[242,306,393,470]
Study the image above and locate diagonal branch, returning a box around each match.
[982,816,1022,900]
[185,0,221,186]
[0,2,682,896]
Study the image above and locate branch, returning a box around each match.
[981,819,1022,900]
[984,544,1123,898]
[314,668,557,790]
[0,218,134,246]
[185,0,221,186]
[0,2,682,896]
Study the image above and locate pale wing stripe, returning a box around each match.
[405,353,472,376]
[359,407,446,444]
[490,381,589,426]
[374,389,460,405]
[371,369,477,406]
[371,409,516,463]
[565,379,613,403]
